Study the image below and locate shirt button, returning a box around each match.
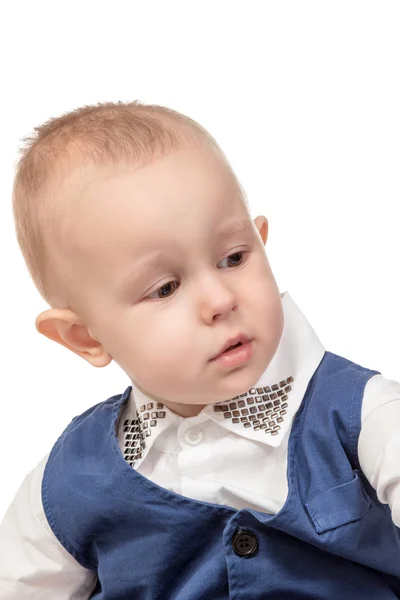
[184,428,204,445]
[232,531,258,557]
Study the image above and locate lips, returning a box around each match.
[211,333,251,361]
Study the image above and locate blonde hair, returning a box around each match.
[12,101,221,310]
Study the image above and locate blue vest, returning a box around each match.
[42,351,400,599]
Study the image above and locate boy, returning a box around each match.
[1,100,400,599]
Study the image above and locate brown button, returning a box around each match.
[232,530,258,557]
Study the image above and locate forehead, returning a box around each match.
[58,146,250,282]
[65,146,246,241]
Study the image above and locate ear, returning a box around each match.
[35,308,112,368]
[253,215,269,245]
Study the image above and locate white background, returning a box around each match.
[1,1,399,519]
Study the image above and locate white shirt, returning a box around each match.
[1,291,400,599]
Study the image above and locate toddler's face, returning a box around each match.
[52,143,283,414]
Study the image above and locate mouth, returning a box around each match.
[210,333,251,361]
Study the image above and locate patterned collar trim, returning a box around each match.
[212,377,294,436]
[122,401,167,467]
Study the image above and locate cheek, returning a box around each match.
[242,267,274,306]
[134,309,193,367]
[130,311,197,396]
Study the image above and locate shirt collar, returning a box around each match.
[121,291,325,466]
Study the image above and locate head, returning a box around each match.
[13,102,284,416]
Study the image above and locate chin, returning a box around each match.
[221,365,262,400]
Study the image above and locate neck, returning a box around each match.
[162,399,206,418]
[132,379,207,418]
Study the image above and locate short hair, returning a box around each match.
[12,101,224,310]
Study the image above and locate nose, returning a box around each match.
[198,271,238,324]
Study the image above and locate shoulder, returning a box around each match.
[61,386,131,437]
[359,374,400,527]
[0,454,96,598]
[362,373,400,423]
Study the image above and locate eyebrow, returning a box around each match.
[214,218,252,237]
[118,218,253,293]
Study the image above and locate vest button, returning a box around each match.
[232,530,258,557]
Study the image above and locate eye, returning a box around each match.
[145,252,246,301]
[218,251,246,269]
[148,281,180,299]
